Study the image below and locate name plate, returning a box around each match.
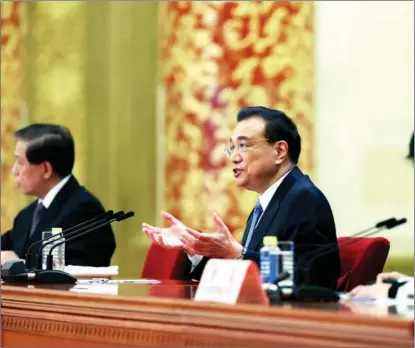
[194,259,268,305]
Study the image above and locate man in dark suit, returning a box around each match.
[143,107,340,289]
[1,124,116,266]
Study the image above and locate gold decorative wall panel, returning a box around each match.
[1,2,26,234]
[2,2,159,276]
[84,2,159,277]
[159,1,314,239]
[25,2,86,183]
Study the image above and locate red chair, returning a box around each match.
[142,244,190,280]
[336,237,390,291]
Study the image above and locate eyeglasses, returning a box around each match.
[224,139,271,159]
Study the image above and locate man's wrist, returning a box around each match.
[228,242,243,259]
[234,243,244,259]
[236,246,246,259]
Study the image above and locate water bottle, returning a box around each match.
[51,227,65,271]
[260,236,279,284]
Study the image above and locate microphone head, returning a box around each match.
[390,218,407,228]
[116,211,135,222]
[376,217,397,228]
[112,211,125,220]
[104,210,114,218]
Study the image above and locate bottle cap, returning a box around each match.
[263,236,277,246]
[52,227,62,235]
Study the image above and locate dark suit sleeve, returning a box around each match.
[279,190,339,289]
[1,230,12,250]
[59,200,116,267]
[1,209,24,251]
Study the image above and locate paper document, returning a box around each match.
[76,278,161,284]
[70,283,119,295]
[65,265,119,278]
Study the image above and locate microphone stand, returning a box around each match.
[1,211,134,284]
[289,218,407,302]
[25,210,114,270]
[35,211,124,270]
[45,211,134,270]
[263,218,405,304]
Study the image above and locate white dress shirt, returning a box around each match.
[38,175,71,209]
[188,169,293,267]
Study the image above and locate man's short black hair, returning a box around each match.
[14,123,75,178]
[237,106,301,163]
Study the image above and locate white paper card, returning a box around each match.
[194,259,252,304]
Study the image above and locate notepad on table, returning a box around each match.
[64,265,119,279]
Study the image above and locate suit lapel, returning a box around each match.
[246,166,304,251]
[13,202,36,257]
[25,177,80,254]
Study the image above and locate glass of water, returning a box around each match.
[41,231,53,270]
[277,241,295,288]
[41,231,65,271]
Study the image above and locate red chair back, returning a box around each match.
[336,237,390,291]
[142,244,190,280]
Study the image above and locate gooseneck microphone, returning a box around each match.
[1,210,135,284]
[299,218,406,281]
[298,217,400,275]
[25,210,114,269]
[45,211,134,270]
[35,210,124,270]
[294,217,406,302]
[265,217,406,304]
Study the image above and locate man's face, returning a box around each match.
[229,117,281,194]
[11,140,45,196]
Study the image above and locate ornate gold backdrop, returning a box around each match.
[158,1,314,241]
[1,2,27,233]
[1,1,313,277]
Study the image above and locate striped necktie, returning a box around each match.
[29,202,46,237]
[243,200,263,248]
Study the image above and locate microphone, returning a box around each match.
[296,217,399,272]
[45,211,134,270]
[33,210,122,270]
[263,217,404,304]
[290,217,407,302]
[1,211,135,284]
[25,210,114,269]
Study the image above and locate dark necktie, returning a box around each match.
[243,200,263,248]
[30,202,46,237]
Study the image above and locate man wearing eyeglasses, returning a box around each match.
[143,106,340,289]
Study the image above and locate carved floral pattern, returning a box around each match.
[1,2,26,234]
[159,1,314,238]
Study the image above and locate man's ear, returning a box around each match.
[273,141,289,165]
[41,161,54,180]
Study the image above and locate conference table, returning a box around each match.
[1,279,413,347]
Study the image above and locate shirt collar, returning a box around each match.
[39,175,71,209]
[258,169,293,212]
